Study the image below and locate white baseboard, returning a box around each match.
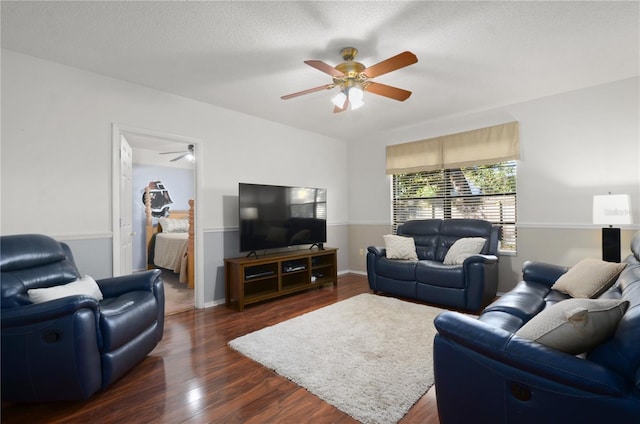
[341,270,367,276]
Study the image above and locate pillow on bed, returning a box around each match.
[28,275,103,303]
[159,217,189,233]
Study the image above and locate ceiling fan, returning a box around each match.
[281,47,418,113]
[159,144,194,162]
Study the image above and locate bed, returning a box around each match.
[145,187,195,289]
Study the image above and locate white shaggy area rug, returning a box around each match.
[228,293,444,424]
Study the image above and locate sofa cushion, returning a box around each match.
[436,219,494,261]
[375,257,418,281]
[416,261,465,289]
[383,234,418,260]
[588,262,640,388]
[479,310,525,333]
[443,237,487,265]
[551,258,627,298]
[543,289,573,308]
[483,280,550,322]
[588,303,640,389]
[397,219,441,260]
[515,298,629,355]
[27,275,103,303]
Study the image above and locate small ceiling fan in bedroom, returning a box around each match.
[281,47,418,113]
[159,144,195,162]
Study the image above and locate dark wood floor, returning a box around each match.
[1,274,440,424]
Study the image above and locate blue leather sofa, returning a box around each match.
[1,234,165,402]
[433,232,640,423]
[367,219,501,312]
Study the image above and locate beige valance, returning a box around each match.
[386,121,520,174]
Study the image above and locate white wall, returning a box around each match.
[348,77,639,291]
[1,50,349,304]
[2,48,638,301]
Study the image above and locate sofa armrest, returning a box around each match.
[367,246,386,258]
[463,254,498,266]
[1,296,99,328]
[434,311,629,396]
[97,269,162,298]
[522,261,568,287]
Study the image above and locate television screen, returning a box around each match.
[239,183,327,252]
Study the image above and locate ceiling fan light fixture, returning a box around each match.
[282,47,417,112]
[348,86,364,110]
[331,91,347,108]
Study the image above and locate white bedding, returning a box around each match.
[154,232,188,283]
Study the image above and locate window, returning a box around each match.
[392,161,517,251]
[289,187,327,219]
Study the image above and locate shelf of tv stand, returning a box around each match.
[224,247,338,311]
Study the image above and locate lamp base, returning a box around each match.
[602,227,621,263]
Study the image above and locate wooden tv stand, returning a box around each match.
[224,248,338,311]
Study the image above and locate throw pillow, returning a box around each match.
[28,275,104,303]
[551,258,627,298]
[384,235,418,260]
[443,237,487,265]
[515,298,629,355]
[159,217,189,233]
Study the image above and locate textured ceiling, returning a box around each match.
[2,1,638,142]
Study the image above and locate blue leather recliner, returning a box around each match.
[433,231,640,423]
[1,234,165,402]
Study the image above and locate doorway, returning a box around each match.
[112,124,204,310]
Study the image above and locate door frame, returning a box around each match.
[111,123,205,308]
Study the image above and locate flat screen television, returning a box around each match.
[239,183,327,253]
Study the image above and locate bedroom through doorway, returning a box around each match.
[112,124,202,315]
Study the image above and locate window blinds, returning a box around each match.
[386,121,520,174]
[392,163,518,250]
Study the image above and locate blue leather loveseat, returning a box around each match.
[367,219,501,312]
[1,234,165,402]
[433,231,640,423]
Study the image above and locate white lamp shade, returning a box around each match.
[593,194,632,225]
[331,91,347,108]
[348,86,364,110]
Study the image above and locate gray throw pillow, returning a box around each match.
[383,234,418,260]
[515,298,629,355]
[443,237,486,265]
[28,275,104,303]
[551,258,627,298]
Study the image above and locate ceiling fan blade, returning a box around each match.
[363,51,418,78]
[159,150,187,155]
[281,83,336,100]
[365,82,412,101]
[170,152,189,162]
[304,60,345,77]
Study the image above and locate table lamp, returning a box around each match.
[593,193,632,262]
